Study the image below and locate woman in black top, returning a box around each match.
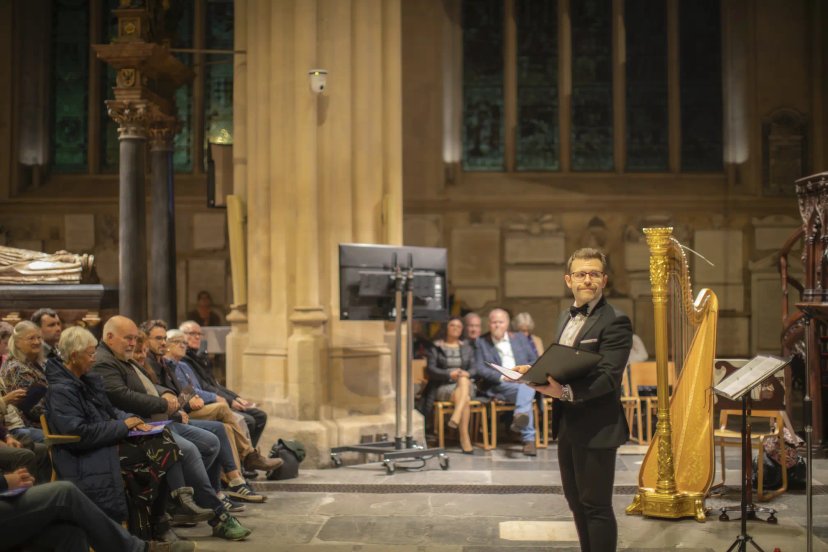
[424,318,475,453]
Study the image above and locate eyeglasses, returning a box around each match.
[184,331,202,337]
[569,271,604,282]
[169,341,186,347]
[23,335,43,343]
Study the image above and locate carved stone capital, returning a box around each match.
[147,114,180,151]
[106,100,149,139]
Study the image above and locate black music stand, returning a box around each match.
[330,245,449,474]
[713,355,791,552]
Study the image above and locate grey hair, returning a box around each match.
[58,326,98,363]
[463,312,481,324]
[0,321,12,342]
[8,321,40,362]
[166,329,186,343]
[179,320,199,333]
[513,312,535,332]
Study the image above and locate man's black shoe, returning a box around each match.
[522,441,537,456]
[510,412,530,433]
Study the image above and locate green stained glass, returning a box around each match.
[570,0,613,171]
[625,0,668,171]
[205,0,234,145]
[680,0,723,172]
[51,0,89,172]
[462,0,504,171]
[171,2,194,172]
[516,0,558,171]
[100,0,121,172]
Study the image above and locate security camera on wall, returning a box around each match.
[308,69,327,93]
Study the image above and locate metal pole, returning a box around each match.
[393,261,404,449]
[804,313,813,552]
[405,262,415,448]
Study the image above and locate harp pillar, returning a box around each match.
[626,227,708,522]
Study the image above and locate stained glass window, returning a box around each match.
[171,1,194,172]
[515,0,558,171]
[462,0,504,171]
[51,0,89,172]
[570,0,613,171]
[100,0,120,172]
[680,0,723,171]
[625,0,668,171]
[205,0,234,147]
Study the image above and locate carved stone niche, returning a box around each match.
[763,108,807,197]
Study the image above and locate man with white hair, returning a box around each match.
[474,308,539,456]
[93,316,253,540]
[179,320,269,450]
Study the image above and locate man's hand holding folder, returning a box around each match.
[485,343,603,387]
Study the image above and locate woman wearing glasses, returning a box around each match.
[0,321,48,436]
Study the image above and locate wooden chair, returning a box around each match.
[433,399,491,450]
[621,366,642,443]
[40,414,80,481]
[628,361,676,444]
[538,397,554,448]
[712,360,790,502]
[489,400,541,449]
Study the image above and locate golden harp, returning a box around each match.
[626,227,719,522]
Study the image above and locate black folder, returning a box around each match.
[488,343,603,385]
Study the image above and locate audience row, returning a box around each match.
[0,309,276,551]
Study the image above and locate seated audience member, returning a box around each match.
[474,308,539,456]
[45,325,185,541]
[0,321,47,439]
[418,317,476,453]
[165,329,281,475]
[463,312,482,352]
[136,321,264,510]
[0,391,50,484]
[0,468,194,552]
[31,308,63,360]
[186,290,222,327]
[180,320,269,449]
[0,321,12,365]
[513,312,544,357]
[93,318,253,537]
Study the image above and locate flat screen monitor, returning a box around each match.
[339,243,449,321]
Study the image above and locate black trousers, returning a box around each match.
[0,480,144,552]
[237,407,268,448]
[557,433,619,552]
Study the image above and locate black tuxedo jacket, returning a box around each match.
[551,296,632,449]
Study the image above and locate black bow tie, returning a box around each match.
[569,304,589,318]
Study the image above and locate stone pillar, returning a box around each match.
[237,0,404,465]
[107,100,149,322]
[148,118,178,325]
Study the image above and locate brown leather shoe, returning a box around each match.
[522,441,537,457]
[243,450,284,472]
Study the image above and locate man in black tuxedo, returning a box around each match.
[532,248,632,551]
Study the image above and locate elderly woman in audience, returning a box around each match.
[0,321,12,366]
[45,326,184,541]
[418,317,476,454]
[164,329,281,475]
[513,312,544,357]
[0,320,47,441]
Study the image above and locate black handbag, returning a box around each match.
[266,438,304,480]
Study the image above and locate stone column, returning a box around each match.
[107,100,149,322]
[237,0,404,465]
[148,117,178,325]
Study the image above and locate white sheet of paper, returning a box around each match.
[486,361,523,381]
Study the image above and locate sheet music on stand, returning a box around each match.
[713,354,791,401]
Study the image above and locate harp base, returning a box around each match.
[625,488,708,522]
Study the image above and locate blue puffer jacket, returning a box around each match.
[44,358,132,522]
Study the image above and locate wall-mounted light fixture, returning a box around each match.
[308,69,328,94]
